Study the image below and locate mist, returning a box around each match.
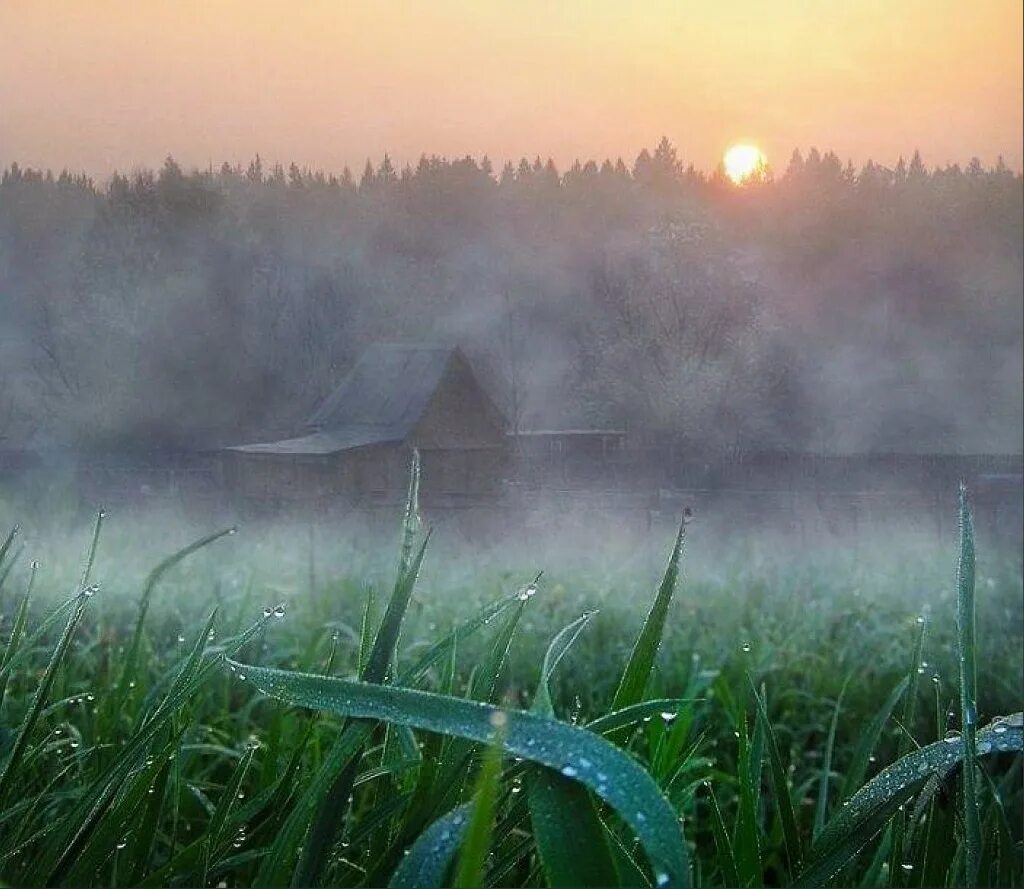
[1,144,1021,462]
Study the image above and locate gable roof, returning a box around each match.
[306,344,452,433]
[227,345,503,455]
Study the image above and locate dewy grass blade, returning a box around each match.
[734,713,763,888]
[0,561,36,712]
[0,509,103,811]
[115,526,236,712]
[956,482,981,888]
[815,678,849,839]
[610,515,686,720]
[706,783,740,889]
[840,675,909,800]
[227,659,691,886]
[388,803,473,888]
[452,717,505,889]
[294,457,428,888]
[527,613,619,888]
[795,714,1022,887]
[749,678,803,876]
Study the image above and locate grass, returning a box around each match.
[0,466,1020,887]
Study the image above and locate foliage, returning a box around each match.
[0,481,1020,887]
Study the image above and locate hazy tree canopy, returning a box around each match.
[1,145,1020,454]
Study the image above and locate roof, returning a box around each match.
[511,429,627,437]
[227,344,499,455]
[226,430,393,455]
[306,345,453,433]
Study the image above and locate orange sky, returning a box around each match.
[1,1,1021,179]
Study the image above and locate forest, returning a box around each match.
[1,140,1021,455]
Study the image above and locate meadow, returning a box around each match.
[0,463,1020,888]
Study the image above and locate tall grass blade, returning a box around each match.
[750,678,803,876]
[706,783,741,889]
[0,509,103,811]
[452,720,505,889]
[115,526,236,713]
[527,613,618,888]
[840,675,909,800]
[956,482,980,888]
[815,678,849,839]
[610,515,686,719]
[795,714,1022,886]
[0,563,36,712]
[294,456,428,887]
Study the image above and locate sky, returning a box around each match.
[1,0,1021,180]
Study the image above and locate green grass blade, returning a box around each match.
[0,524,19,594]
[840,675,910,800]
[586,699,698,738]
[706,783,741,889]
[363,531,430,684]
[115,526,236,713]
[610,515,686,717]
[295,459,428,887]
[452,723,504,889]
[750,678,803,876]
[227,659,691,886]
[956,482,980,888]
[815,678,849,838]
[734,714,763,888]
[795,714,1022,886]
[388,803,473,888]
[527,612,619,887]
[0,562,35,712]
[528,766,619,887]
[0,509,104,811]
[531,611,595,718]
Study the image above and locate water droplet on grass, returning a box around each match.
[273,604,285,618]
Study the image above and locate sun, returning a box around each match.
[723,144,768,184]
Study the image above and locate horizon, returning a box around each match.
[1,1,1021,179]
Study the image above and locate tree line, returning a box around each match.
[1,139,1020,456]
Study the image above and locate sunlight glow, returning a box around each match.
[723,144,768,184]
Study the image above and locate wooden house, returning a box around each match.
[222,345,508,509]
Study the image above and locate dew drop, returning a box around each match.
[273,604,285,618]
[262,606,273,618]
[560,765,578,778]
[740,642,751,653]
